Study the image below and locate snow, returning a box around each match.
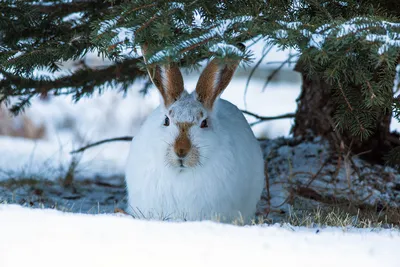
[306,17,400,53]
[0,204,399,267]
[274,16,400,55]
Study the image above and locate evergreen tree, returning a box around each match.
[1,0,400,163]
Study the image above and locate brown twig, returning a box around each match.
[262,53,299,91]
[135,13,159,34]
[69,110,294,154]
[243,45,273,108]
[70,136,133,154]
[180,36,215,54]
[305,159,330,188]
[337,82,353,111]
[264,160,271,214]
[241,110,295,126]
[118,3,157,23]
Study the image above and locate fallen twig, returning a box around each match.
[70,111,294,154]
[70,136,133,154]
[241,110,295,121]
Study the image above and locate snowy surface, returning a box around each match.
[0,175,126,213]
[0,204,399,267]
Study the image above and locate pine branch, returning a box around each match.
[0,58,147,112]
[31,1,117,14]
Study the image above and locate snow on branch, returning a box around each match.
[145,16,253,64]
[312,17,400,53]
[276,16,400,54]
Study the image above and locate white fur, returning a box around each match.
[125,92,264,221]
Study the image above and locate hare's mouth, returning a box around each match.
[179,159,185,168]
[172,158,192,170]
[166,146,201,169]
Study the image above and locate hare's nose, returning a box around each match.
[174,139,191,158]
[176,148,188,158]
[174,125,192,158]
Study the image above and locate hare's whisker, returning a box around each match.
[199,154,209,160]
[164,158,171,168]
[162,139,172,146]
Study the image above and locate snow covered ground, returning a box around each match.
[0,204,399,267]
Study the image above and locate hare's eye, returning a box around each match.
[200,119,208,128]
[164,116,170,126]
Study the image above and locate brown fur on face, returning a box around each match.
[174,122,193,158]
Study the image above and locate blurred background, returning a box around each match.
[2,40,400,181]
[0,41,303,180]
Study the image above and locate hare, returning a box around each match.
[125,51,264,221]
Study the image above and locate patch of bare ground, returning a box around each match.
[257,135,400,227]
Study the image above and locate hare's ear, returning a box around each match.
[142,46,184,108]
[195,58,240,110]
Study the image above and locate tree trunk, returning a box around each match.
[291,63,395,164]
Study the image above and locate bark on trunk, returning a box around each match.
[292,63,394,164]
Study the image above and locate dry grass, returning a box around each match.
[0,105,46,139]
[284,206,400,229]
[1,194,399,229]
[118,205,400,228]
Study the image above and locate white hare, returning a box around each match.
[125,52,264,221]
